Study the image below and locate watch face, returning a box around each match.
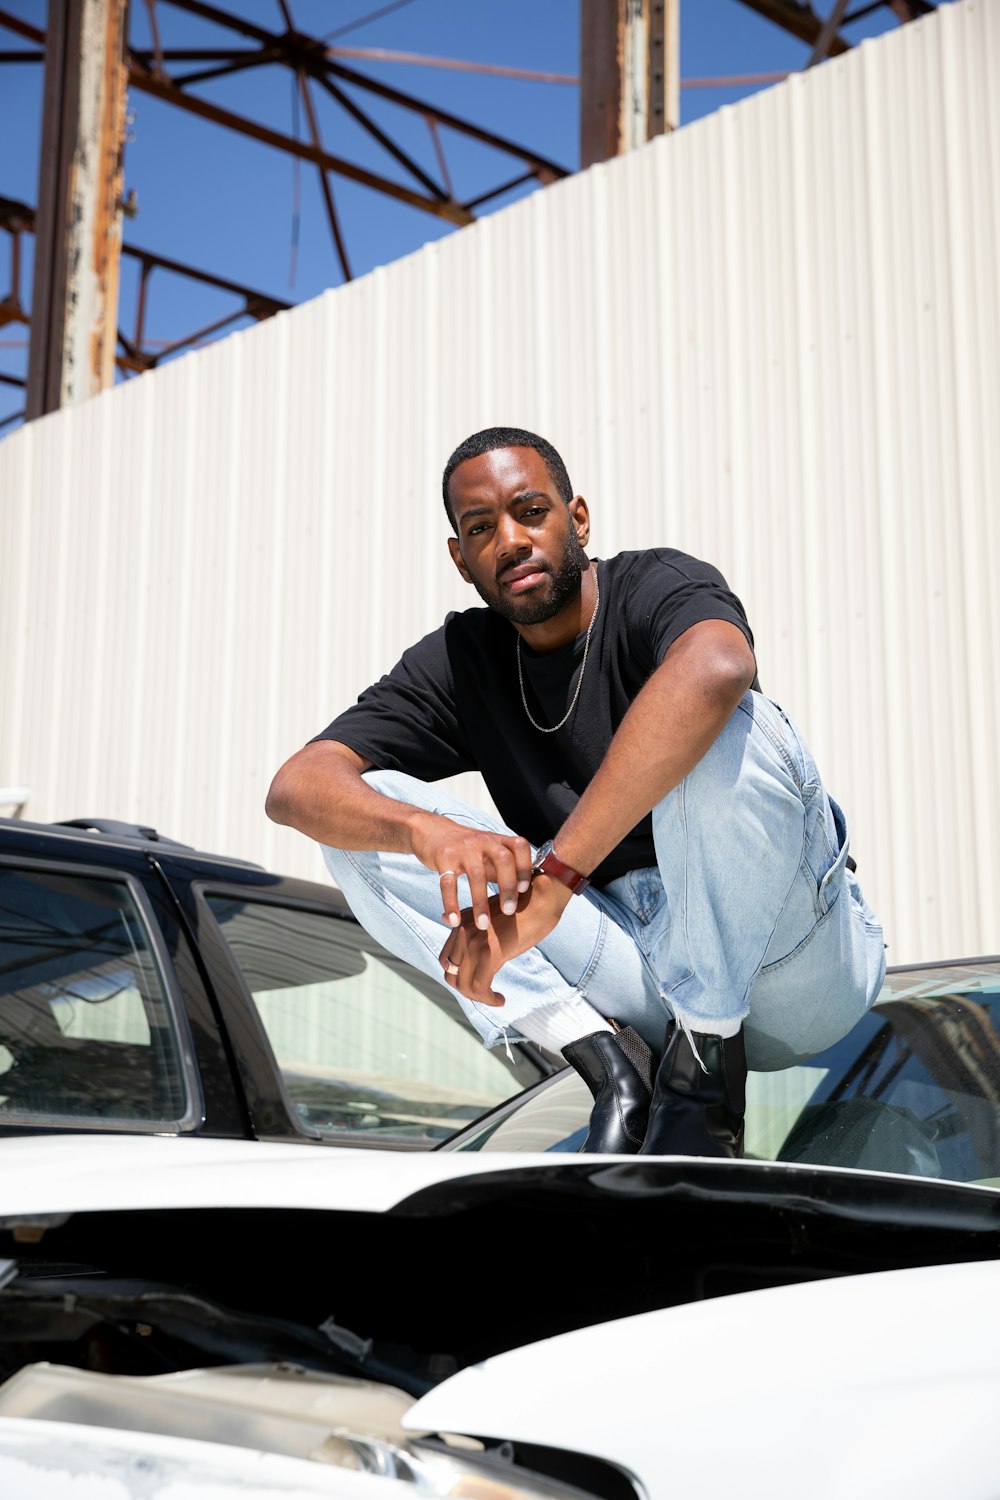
[533,840,554,871]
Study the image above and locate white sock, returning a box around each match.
[513,997,613,1054]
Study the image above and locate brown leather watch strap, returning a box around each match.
[532,840,591,895]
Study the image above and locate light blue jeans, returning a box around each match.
[320,693,887,1072]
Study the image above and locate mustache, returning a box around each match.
[497,558,551,584]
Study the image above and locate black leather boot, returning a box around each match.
[562,1022,656,1153]
[638,1024,746,1158]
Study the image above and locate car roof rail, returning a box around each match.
[55,818,194,849]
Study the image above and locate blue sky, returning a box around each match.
[0,1,942,430]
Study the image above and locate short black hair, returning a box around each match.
[442,426,573,529]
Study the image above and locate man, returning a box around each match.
[266,426,886,1157]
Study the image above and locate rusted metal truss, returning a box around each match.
[131,0,569,259]
[735,0,935,61]
[0,0,569,280]
[0,0,943,430]
[1,194,289,429]
[0,0,573,425]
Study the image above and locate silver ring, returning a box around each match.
[439,869,457,878]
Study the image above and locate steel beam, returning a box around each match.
[734,0,852,55]
[4,194,288,384]
[579,0,678,170]
[127,63,476,225]
[26,0,129,419]
[807,0,853,66]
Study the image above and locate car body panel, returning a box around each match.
[2,1136,1000,1500]
[0,817,555,1149]
[4,1131,1000,1222]
[0,1132,570,1216]
[406,1259,1000,1500]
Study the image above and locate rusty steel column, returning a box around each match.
[26,0,129,420]
[580,0,678,170]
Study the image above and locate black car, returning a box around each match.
[0,816,556,1148]
[6,813,999,1184]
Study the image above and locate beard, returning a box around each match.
[472,527,589,625]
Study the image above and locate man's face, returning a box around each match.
[446,447,590,626]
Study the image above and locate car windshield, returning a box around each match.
[448,959,1000,1187]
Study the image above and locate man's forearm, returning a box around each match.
[265,740,422,852]
[266,740,534,932]
[553,621,756,877]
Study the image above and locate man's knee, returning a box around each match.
[675,695,805,826]
[362,767,414,800]
[361,768,516,836]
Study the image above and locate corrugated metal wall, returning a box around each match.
[1,0,997,966]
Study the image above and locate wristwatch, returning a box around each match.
[531,840,591,895]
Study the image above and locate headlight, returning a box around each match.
[316,1433,608,1500]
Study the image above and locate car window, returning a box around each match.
[203,894,548,1146]
[769,966,1000,1184]
[450,962,1000,1186]
[0,865,193,1126]
[450,1069,593,1152]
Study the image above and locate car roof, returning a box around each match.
[0,815,263,868]
[0,814,364,915]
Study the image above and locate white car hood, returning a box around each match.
[2,1137,1000,1499]
[0,1133,576,1216]
[409,1257,1000,1500]
[0,1131,870,1217]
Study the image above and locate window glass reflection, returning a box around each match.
[0,868,186,1122]
[206,895,547,1144]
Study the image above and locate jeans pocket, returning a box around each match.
[740,693,807,790]
[623,867,666,925]
[816,795,851,916]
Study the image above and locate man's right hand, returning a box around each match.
[408,812,534,934]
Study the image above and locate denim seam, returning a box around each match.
[670,775,696,994]
[743,809,812,990]
[816,818,855,917]
[737,696,800,787]
[571,901,610,993]
[663,776,807,1019]
[759,885,842,975]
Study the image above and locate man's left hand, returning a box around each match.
[438,874,573,1006]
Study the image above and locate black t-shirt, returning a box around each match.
[315,548,756,886]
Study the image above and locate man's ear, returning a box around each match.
[568,495,590,547]
[448,534,473,584]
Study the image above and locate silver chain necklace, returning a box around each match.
[517,565,600,733]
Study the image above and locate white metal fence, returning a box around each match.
[1,0,997,965]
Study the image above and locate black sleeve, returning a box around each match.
[311,620,475,781]
[629,549,756,666]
